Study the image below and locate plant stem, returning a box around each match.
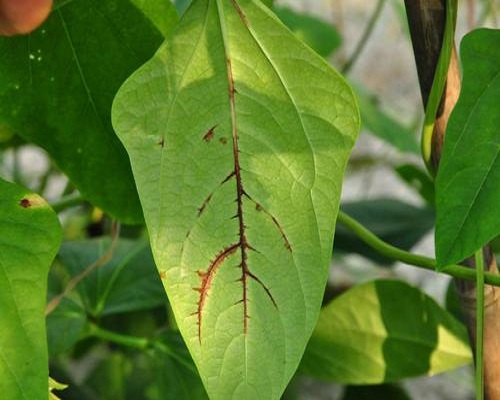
[475,249,485,400]
[341,0,386,74]
[50,194,85,213]
[88,323,150,350]
[336,210,500,286]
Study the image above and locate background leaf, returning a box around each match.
[273,5,341,58]
[0,0,176,223]
[0,179,62,399]
[435,28,500,266]
[46,297,87,356]
[355,86,419,154]
[394,164,435,206]
[300,280,472,383]
[112,0,359,398]
[56,238,165,317]
[334,199,435,264]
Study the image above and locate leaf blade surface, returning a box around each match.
[112,0,359,398]
[435,28,500,266]
[0,179,62,399]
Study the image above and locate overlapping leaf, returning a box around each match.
[112,0,359,398]
[0,179,62,399]
[300,280,472,383]
[435,28,500,267]
[0,0,177,223]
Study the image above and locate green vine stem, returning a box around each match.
[475,249,485,400]
[50,193,85,213]
[336,210,500,286]
[88,323,150,350]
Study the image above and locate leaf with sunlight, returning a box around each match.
[112,0,359,398]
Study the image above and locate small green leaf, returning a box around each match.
[273,6,341,58]
[300,280,472,383]
[0,179,62,400]
[112,0,359,398]
[435,28,500,267]
[57,238,165,317]
[335,199,434,264]
[0,0,173,223]
[49,377,68,400]
[153,332,209,400]
[394,164,435,206]
[356,86,419,154]
[46,297,87,356]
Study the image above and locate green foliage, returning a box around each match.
[0,0,174,223]
[1,1,497,399]
[112,0,359,398]
[57,239,164,316]
[0,179,62,400]
[435,28,500,267]
[273,5,341,57]
[355,87,420,154]
[49,377,68,400]
[335,199,434,264]
[300,280,472,383]
[47,238,164,355]
[395,164,435,206]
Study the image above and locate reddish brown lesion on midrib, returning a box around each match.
[192,2,284,342]
[194,243,239,342]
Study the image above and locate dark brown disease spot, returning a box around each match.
[159,270,167,280]
[158,137,165,148]
[203,126,217,142]
[219,137,227,145]
[19,198,31,208]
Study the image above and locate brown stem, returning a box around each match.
[404,2,499,399]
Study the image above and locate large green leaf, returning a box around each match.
[0,0,176,223]
[300,280,472,383]
[0,179,62,400]
[112,0,359,398]
[435,28,500,267]
[335,199,435,265]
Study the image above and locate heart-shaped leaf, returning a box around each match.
[0,179,62,399]
[435,28,500,267]
[112,0,359,398]
[300,280,472,383]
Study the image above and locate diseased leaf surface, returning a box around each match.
[0,0,175,223]
[112,0,359,398]
[435,28,500,267]
[300,280,472,383]
[0,179,62,400]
